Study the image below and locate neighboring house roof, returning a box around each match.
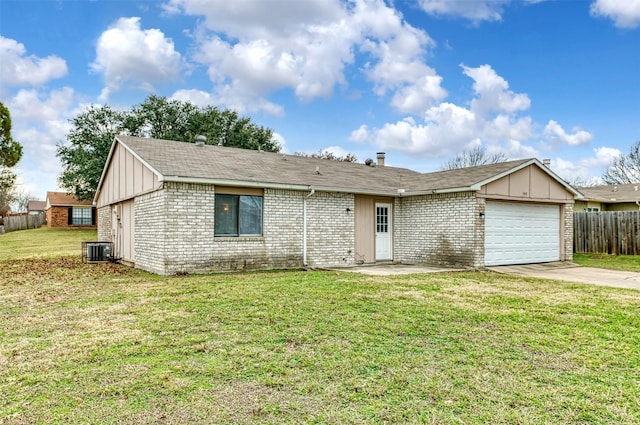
[98,135,581,199]
[45,192,93,208]
[577,184,640,204]
[27,200,45,211]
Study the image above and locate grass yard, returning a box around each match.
[1,228,639,424]
[573,252,640,272]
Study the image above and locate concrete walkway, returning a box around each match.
[488,262,640,290]
[326,264,465,276]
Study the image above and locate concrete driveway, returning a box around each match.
[488,262,640,290]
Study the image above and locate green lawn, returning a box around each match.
[1,228,639,424]
[573,252,640,272]
[0,225,97,261]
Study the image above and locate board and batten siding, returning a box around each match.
[96,143,160,208]
[478,164,573,202]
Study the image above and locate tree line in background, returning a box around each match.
[0,102,24,218]
[57,95,279,201]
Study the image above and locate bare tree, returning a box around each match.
[441,146,508,170]
[12,190,33,213]
[602,140,640,184]
[294,149,358,162]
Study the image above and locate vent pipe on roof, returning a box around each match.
[542,158,550,168]
[195,135,206,147]
[377,152,385,167]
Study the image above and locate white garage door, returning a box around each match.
[485,201,560,266]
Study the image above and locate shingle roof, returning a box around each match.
[27,200,45,211]
[577,184,640,203]
[113,135,562,196]
[46,192,92,207]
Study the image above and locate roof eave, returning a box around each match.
[160,175,402,197]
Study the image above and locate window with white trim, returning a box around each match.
[214,194,263,236]
[71,207,92,225]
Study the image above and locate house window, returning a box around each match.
[71,207,92,225]
[214,194,263,236]
[586,207,600,212]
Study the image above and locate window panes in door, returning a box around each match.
[376,206,389,233]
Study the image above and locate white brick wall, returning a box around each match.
[394,191,484,268]
[135,189,167,274]
[132,184,355,274]
[103,182,572,274]
[97,206,111,241]
[563,203,574,261]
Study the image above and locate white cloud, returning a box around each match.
[10,87,75,121]
[6,88,77,199]
[0,36,67,87]
[165,0,446,115]
[170,89,214,107]
[372,105,479,156]
[418,0,510,22]
[590,0,640,29]
[462,64,531,115]
[583,146,622,167]
[544,120,593,146]
[356,64,539,157]
[349,124,371,143]
[91,17,183,100]
[272,132,287,153]
[542,147,620,185]
[500,139,538,158]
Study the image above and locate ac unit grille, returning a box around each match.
[82,241,113,263]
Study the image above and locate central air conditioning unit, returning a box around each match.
[82,241,113,263]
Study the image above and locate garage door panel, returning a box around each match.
[485,202,560,266]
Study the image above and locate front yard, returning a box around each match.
[1,228,639,424]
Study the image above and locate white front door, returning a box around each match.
[375,203,392,261]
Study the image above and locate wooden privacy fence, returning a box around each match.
[0,213,45,234]
[574,211,640,255]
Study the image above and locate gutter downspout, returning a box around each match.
[303,187,315,266]
[636,200,640,211]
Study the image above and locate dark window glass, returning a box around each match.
[215,194,263,236]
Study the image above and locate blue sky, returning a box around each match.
[1,0,639,201]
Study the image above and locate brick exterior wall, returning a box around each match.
[96,182,573,275]
[563,203,574,261]
[131,183,355,275]
[134,190,167,275]
[394,191,484,268]
[305,191,355,266]
[46,206,96,229]
[97,206,111,241]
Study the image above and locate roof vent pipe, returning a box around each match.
[542,158,550,168]
[377,152,385,167]
[195,135,206,147]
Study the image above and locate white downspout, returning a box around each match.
[303,188,315,266]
